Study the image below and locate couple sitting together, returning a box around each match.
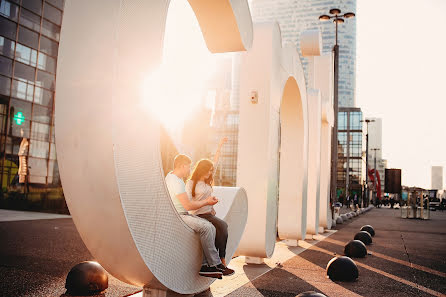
[165,137,235,279]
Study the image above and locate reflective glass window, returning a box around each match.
[41,19,60,41]
[49,142,56,159]
[18,25,39,49]
[0,55,12,77]
[0,0,18,21]
[37,51,56,73]
[19,8,41,32]
[34,85,52,106]
[29,141,49,159]
[39,36,58,56]
[0,36,15,58]
[14,61,35,83]
[15,43,37,67]
[31,121,50,141]
[0,16,17,40]
[43,3,61,25]
[28,157,48,180]
[22,0,42,15]
[45,0,64,11]
[0,74,11,96]
[32,104,51,123]
[12,79,34,101]
[36,69,54,90]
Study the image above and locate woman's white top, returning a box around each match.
[185,180,214,215]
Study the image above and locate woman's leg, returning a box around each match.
[199,214,228,260]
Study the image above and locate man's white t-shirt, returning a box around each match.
[165,172,188,214]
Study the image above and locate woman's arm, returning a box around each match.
[213,137,228,171]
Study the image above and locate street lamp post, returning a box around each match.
[361,119,375,206]
[319,9,355,208]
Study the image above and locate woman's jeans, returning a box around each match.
[198,213,228,259]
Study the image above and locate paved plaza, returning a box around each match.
[0,208,445,297]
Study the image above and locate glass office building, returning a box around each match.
[337,107,365,201]
[0,0,66,213]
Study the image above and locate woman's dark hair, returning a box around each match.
[189,159,214,197]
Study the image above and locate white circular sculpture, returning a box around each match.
[56,0,251,294]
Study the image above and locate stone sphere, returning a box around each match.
[336,217,343,224]
[360,225,375,237]
[354,231,373,245]
[344,240,367,258]
[341,214,348,221]
[345,213,352,219]
[351,212,357,217]
[65,261,108,295]
[326,256,359,281]
[297,291,327,297]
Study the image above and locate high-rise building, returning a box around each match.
[0,0,66,212]
[337,107,365,201]
[431,166,443,190]
[250,0,356,107]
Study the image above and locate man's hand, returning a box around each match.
[206,196,219,206]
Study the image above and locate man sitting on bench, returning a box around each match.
[165,154,223,279]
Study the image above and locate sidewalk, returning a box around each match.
[226,208,446,297]
[1,208,445,297]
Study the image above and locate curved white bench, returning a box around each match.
[56,0,251,294]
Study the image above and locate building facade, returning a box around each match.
[0,0,66,212]
[250,0,356,107]
[431,166,443,190]
[337,107,365,202]
[366,117,386,194]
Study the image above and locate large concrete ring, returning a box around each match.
[56,0,251,294]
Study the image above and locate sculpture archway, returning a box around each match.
[56,0,251,294]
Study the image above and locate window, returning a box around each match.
[36,69,54,90]
[0,0,19,21]
[41,19,60,41]
[0,75,11,96]
[45,0,64,11]
[39,35,58,56]
[32,104,51,123]
[29,140,49,158]
[43,3,61,25]
[34,85,53,106]
[31,121,50,141]
[15,43,38,66]
[22,0,42,15]
[12,79,34,101]
[37,51,56,73]
[19,8,41,32]
[18,25,39,49]
[0,16,17,40]
[0,55,12,76]
[14,61,35,83]
[0,36,15,58]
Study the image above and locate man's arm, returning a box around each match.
[177,192,218,211]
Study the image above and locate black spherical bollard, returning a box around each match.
[344,240,367,258]
[326,256,359,282]
[297,291,327,297]
[360,225,375,237]
[65,261,108,295]
[354,231,373,245]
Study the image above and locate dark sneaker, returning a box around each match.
[199,265,223,279]
[217,264,235,276]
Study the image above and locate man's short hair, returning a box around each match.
[173,154,191,169]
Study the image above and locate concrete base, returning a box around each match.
[143,287,194,297]
[318,227,325,233]
[283,239,299,247]
[245,256,265,264]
